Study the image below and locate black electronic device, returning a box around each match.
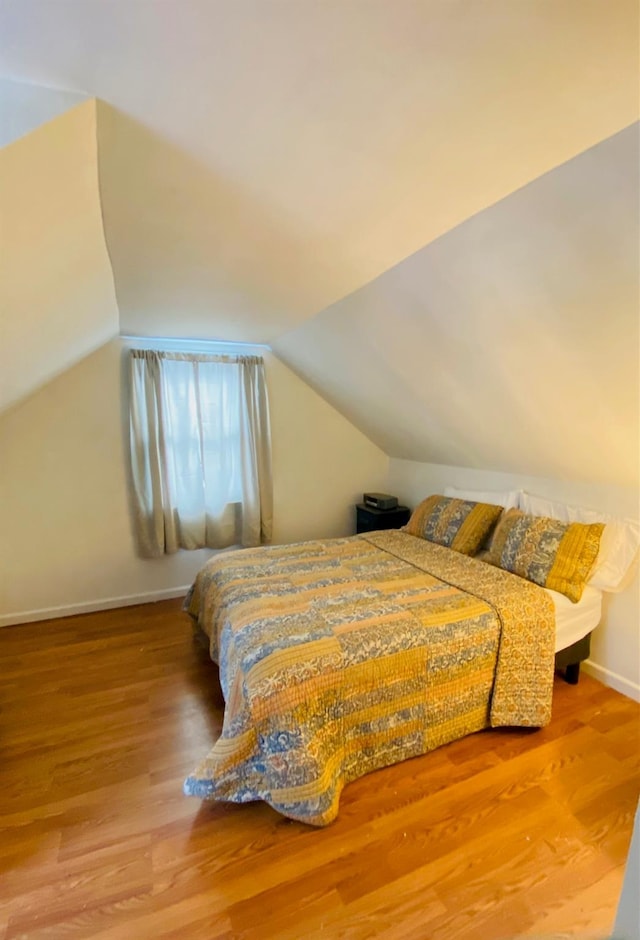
[362,492,398,511]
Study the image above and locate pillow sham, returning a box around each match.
[444,485,521,510]
[484,507,604,602]
[519,492,639,593]
[404,495,503,556]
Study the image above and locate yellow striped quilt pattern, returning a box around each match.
[183,530,555,826]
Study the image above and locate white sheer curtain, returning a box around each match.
[128,350,272,556]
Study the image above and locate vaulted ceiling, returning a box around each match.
[1,0,638,485]
[274,124,639,487]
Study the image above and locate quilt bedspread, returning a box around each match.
[183,530,555,825]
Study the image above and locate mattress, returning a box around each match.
[547,584,602,653]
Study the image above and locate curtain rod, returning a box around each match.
[120,334,271,351]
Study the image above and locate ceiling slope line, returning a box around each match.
[271,119,640,346]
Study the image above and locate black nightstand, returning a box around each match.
[356,503,411,534]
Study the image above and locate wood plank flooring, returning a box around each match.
[1,599,638,939]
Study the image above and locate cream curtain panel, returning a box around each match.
[128,350,273,557]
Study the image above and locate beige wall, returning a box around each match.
[266,353,389,543]
[0,342,388,623]
[388,458,640,701]
[0,100,119,412]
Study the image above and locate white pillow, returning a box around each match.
[444,486,520,510]
[518,492,640,593]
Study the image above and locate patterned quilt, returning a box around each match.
[183,530,555,826]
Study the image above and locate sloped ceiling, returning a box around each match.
[0,77,87,146]
[274,125,640,488]
[0,101,119,412]
[0,1,638,486]
[1,0,638,341]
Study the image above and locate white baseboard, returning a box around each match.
[0,586,190,627]
[582,659,640,703]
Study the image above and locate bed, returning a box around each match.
[182,493,634,826]
[550,585,602,683]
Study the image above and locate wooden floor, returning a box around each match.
[1,600,638,940]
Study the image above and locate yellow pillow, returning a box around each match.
[484,508,604,602]
[404,495,503,556]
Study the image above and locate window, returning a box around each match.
[128,349,272,556]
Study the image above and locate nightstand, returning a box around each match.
[355,503,411,534]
